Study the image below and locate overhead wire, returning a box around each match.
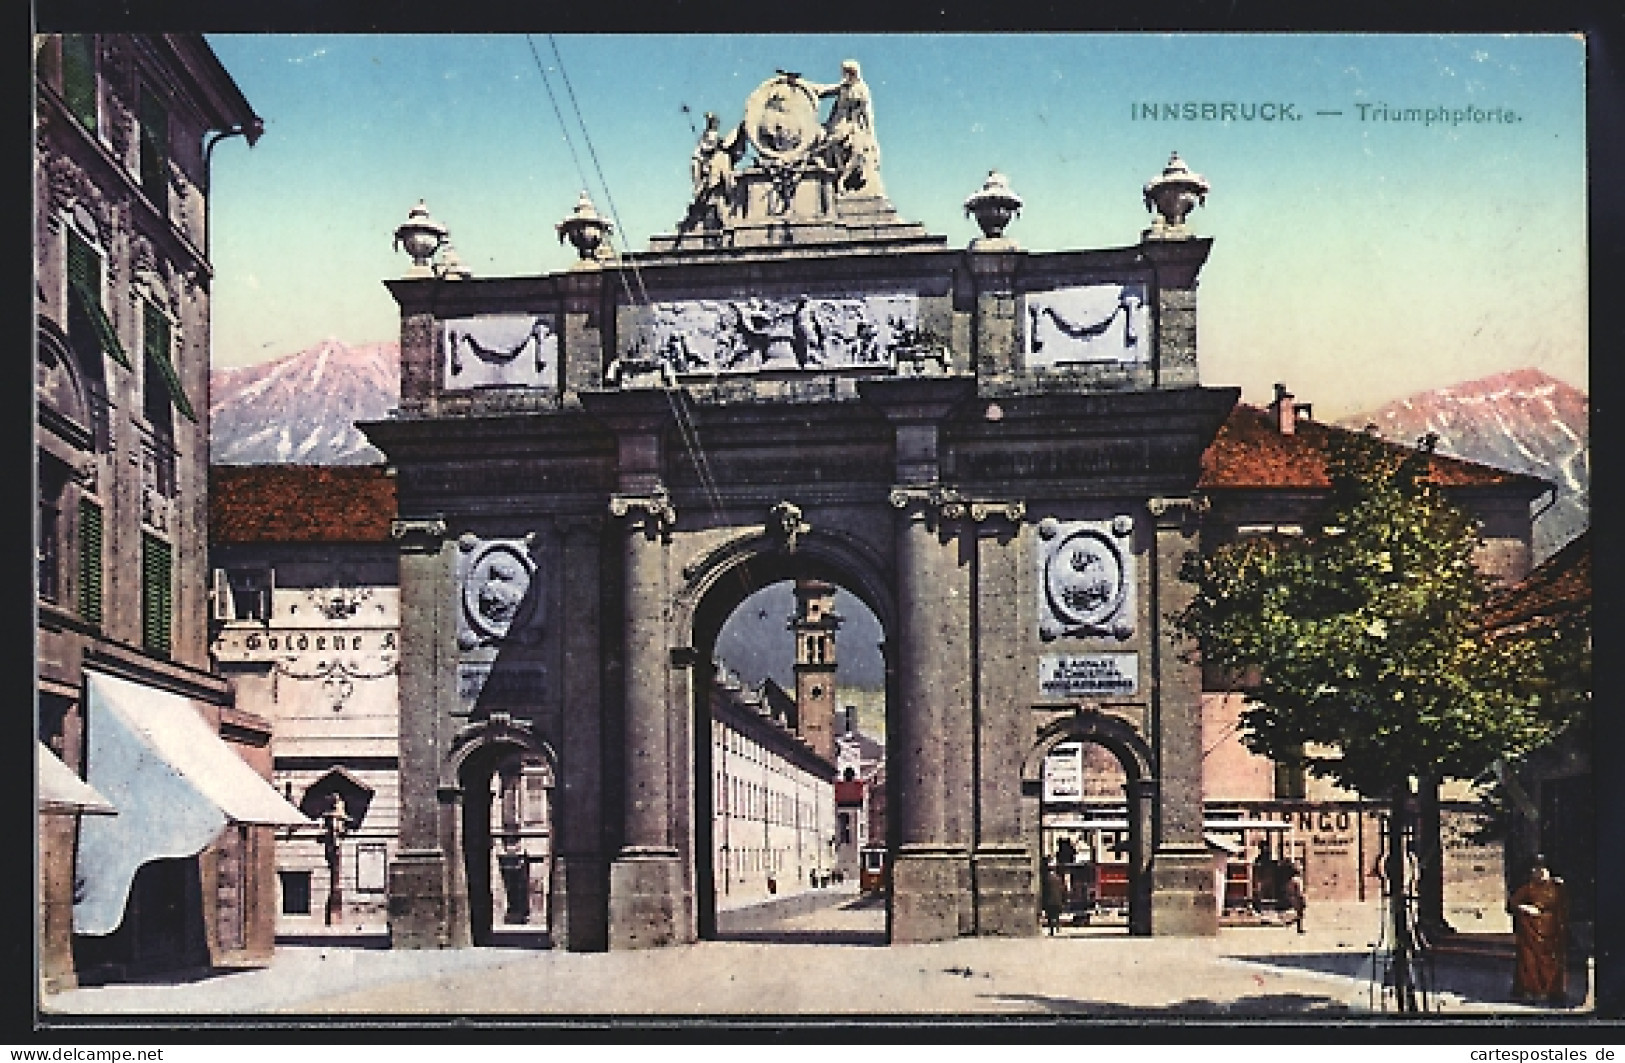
[528,35,752,608]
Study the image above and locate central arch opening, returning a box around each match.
[688,547,892,946]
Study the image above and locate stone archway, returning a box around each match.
[1022,709,1156,935]
[448,719,557,947]
[675,529,896,941]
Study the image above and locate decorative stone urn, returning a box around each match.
[556,190,615,264]
[1142,152,1210,240]
[393,200,448,277]
[964,170,1023,247]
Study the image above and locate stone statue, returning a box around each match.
[684,111,746,231]
[793,60,882,195]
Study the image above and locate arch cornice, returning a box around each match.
[1021,705,1155,784]
[672,523,895,648]
[445,712,556,786]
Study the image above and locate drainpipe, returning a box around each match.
[201,117,264,262]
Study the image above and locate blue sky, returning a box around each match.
[206,32,1586,418]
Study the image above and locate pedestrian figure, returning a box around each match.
[1283,862,1307,934]
[1252,840,1276,912]
[1041,857,1065,936]
[1509,854,1569,1005]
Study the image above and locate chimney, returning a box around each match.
[1270,383,1296,435]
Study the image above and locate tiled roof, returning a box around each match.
[210,465,396,543]
[1200,405,1549,492]
[1485,531,1590,632]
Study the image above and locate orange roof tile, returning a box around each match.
[210,465,396,543]
[1199,405,1549,491]
[1485,531,1590,631]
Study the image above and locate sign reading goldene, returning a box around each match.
[1039,653,1139,698]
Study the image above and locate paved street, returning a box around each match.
[43,890,1591,1020]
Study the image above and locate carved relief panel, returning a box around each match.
[455,533,546,716]
[1035,515,1137,641]
[638,291,920,375]
[456,533,543,650]
[441,313,559,391]
[1023,283,1150,367]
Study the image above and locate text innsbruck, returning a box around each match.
[1131,101,1523,125]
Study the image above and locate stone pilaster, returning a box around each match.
[1139,238,1212,389]
[861,377,976,945]
[387,516,460,948]
[552,514,609,951]
[1147,494,1217,936]
[967,248,1022,378]
[968,499,1037,936]
[606,488,684,948]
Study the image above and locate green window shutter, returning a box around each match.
[77,499,103,627]
[65,230,130,369]
[61,35,97,134]
[142,300,194,421]
[141,532,172,656]
[138,86,168,207]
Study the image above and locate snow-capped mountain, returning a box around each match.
[1340,368,1589,562]
[210,339,399,465]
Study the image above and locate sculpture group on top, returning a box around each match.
[681,60,884,233]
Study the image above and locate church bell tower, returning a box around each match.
[791,579,841,762]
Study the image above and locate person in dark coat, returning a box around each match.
[1282,862,1307,933]
[1509,855,1569,1005]
[1041,857,1066,936]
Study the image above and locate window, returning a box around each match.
[60,35,97,133]
[66,229,128,370]
[1274,746,1307,800]
[141,531,172,656]
[77,498,103,626]
[138,85,168,210]
[223,567,272,621]
[39,500,61,603]
[38,457,71,605]
[141,298,193,424]
[142,301,172,433]
[278,870,312,915]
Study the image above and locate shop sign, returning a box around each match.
[1039,653,1139,697]
[1043,741,1085,802]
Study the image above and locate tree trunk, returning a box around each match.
[1415,771,1452,940]
[1388,790,1418,1012]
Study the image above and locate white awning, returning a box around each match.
[74,671,312,936]
[37,742,117,815]
[1203,832,1246,856]
[1044,818,1296,833]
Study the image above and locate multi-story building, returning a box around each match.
[1485,529,1591,944]
[709,672,837,905]
[34,33,304,990]
[1195,387,1553,917]
[208,465,406,937]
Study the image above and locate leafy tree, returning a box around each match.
[1174,430,1568,1011]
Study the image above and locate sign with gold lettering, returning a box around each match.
[1039,653,1139,697]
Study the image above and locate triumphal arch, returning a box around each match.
[365,64,1239,950]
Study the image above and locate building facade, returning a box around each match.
[1194,387,1553,919]
[33,34,302,990]
[209,465,406,937]
[709,674,838,905]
